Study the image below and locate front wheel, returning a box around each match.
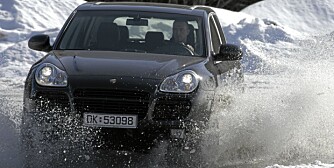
[166,138,207,167]
[21,112,98,167]
[165,127,209,167]
[21,113,58,167]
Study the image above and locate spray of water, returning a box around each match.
[202,34,334,167]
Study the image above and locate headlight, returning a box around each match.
[35,63,68,87]
[160,70,201,93]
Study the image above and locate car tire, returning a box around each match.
[21,111,98,167]
[21,112,58,167]
[165,125,210,168]
[165,138,206,168]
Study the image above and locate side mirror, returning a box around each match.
[28,34,52,52]
[214,44,243,61]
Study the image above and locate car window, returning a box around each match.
[212,14,226,44]
[58,10,204,56]
[209,16,221,54]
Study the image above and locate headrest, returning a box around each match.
[145,31,164,44]
[118,26,129,41]
[97,22,120,50]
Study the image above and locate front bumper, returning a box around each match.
[24,79,214,133]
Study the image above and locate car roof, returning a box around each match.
[76,2,215,16]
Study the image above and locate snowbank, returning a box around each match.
[242,0,334,36]
[1,0,334,167]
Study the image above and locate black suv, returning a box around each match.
[21,2,243,167]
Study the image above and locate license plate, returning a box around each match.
[83,113,138,128]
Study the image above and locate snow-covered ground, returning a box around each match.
[1,0,334,167]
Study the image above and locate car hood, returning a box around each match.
[54,51,206,79]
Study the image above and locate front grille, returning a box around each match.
[73,89,150,120]
[152,98,191,120]
[35,91,70,112]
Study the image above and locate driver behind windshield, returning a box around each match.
[171,20,194,52]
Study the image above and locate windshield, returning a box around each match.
[57,10,205,56]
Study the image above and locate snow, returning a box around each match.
[1,0,334,167]
[241,0,334,36]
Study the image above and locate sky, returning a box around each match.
[1,0,334,167]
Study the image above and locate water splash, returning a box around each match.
[202,34,334,167]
